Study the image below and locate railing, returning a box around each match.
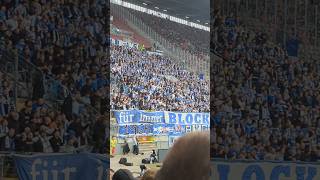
[111,4,210,78]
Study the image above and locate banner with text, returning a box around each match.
[211,159,320,180]
[14,153,108,180]
[117,123,210,136]
[164,112,210,125]
[114,110,210,136]
[114,110,165,124]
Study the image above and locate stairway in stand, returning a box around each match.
[138,143,157,155]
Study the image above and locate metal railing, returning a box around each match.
[111,4,210,78]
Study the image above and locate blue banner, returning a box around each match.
[153,124,169,135]
[211,159,320,180]
[140,111,165,123]
[114,110,210,136]
[164,112,210,125]
[118,123,210,136]
[13,153,108,180]
[114,110,165,124]
[114,110,138,124]
[118,124,154,135]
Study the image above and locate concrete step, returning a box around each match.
[138,143,157,154]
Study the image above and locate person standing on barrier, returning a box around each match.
[110,136,117,156]
[4,128,16,151]
[50,130,63,152]
[122,139,130,155]
[132,135,139,155]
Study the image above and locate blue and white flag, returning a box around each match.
[13,153,108,180]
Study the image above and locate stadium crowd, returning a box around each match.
[109,7,210,180]
[0,72,15,117]
[127,8,209,58]
[111,45,209,112]
[211,10,320,161]
[0,0,108,153]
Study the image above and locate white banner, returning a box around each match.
[211,159,320,180]
[111,38,139,48]
[164,111,210,125]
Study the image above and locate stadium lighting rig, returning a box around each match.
[142,2,147,5]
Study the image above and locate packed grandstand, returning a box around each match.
[110,0,210,179]
[0,0,108,155]
[110,4,210,112]
[111,45,210,112]
[211,7,320,162]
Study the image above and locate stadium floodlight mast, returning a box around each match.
[142,2,147,5]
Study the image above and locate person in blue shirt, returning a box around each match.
[32,98,48,112]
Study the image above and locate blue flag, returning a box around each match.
[13,153,108,180]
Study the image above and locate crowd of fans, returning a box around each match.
[111,45,209,112]
[109,7,210,180]
[0,98,107,153]
[0,0,108,114]
[211,10,320,161]
[0,0,108,153]
[127,8,209,59]
[0,72,15,117]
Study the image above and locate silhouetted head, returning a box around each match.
[155,131,210,180]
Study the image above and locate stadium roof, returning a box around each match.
[123,0,210,25]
